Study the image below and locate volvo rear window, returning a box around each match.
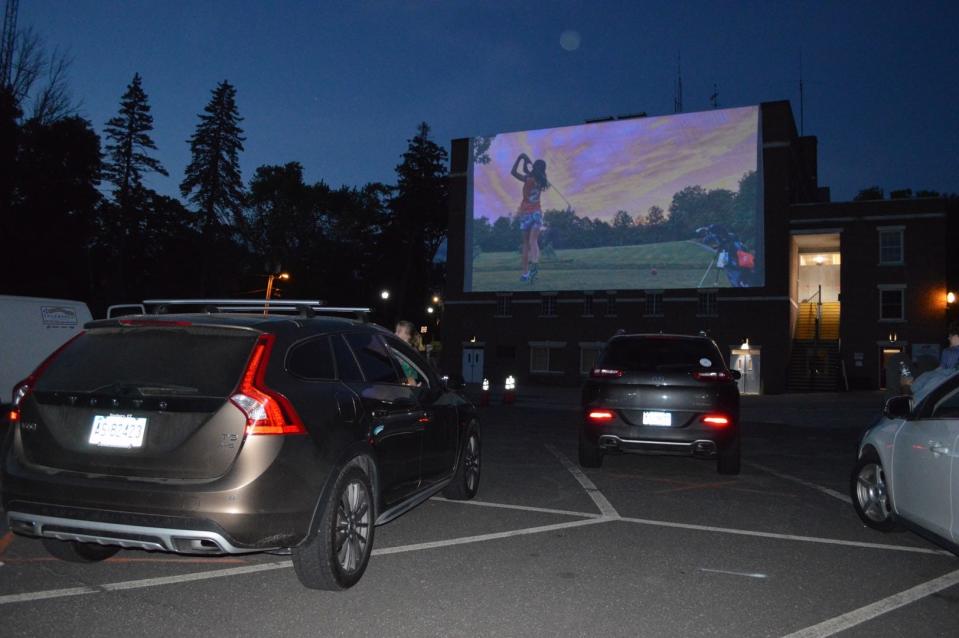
[34,327,259,397]
[600,337,723,373]
[344,333,400,384]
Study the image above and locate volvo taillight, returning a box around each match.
[231,334,306,436]
[9,332,85,422]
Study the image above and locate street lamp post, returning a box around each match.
[264,272,290,316]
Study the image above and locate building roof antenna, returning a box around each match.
[673,51,683,114]
[799,48,805,136]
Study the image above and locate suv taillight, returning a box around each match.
[590,368,624,379]
[9,332,85,423]
[231,334,306,436]
[587,409,615,422]
[692,370,733,382]
[701,414,731,427]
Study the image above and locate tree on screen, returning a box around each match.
[181,81,246,234]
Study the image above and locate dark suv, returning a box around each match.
[580,333,740,474]
[2,312,480,590]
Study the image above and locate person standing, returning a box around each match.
[940,321,959,369]
[510,153,549,283]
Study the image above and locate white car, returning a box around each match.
[852,370,959,552]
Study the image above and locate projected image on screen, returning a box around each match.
[465,105,763,292]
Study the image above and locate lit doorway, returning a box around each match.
[730,342,761,395]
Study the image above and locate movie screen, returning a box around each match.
[465,105,763,292]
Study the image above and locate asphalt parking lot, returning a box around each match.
[1,391,958,637]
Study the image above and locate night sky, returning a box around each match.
[22,1,959,202]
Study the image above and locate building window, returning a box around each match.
[496,294,512,317]
[878,228,904,265]
[697,291,718,316]
[579,344,603,375]
[879,287,905,321]
[645,292,663,316]
[529,342,565,374]
[605,293,617,316]
[541,295,557,317]
[582,294,593,317]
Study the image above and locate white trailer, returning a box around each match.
[0,295,92,405]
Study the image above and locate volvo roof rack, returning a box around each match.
[131,299,371,322]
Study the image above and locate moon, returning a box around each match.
[560,30,581,51]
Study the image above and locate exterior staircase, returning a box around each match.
[786,301,842,392]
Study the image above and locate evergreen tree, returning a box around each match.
[180,80,246,233]
[102,73,168,206]
[388,122,448,317]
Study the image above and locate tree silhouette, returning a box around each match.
[102,73,168,207]
[388,122,449,317]
[181,80,246,233]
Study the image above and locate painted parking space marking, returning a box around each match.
[544,444,620,518]
[698,568,768,579]
[747,462,851,505]
[0,517,609,606]
[542,442,947,556]
[617,516,951,556]
[432,497,602,519]
[781,568,959,638]
[372,517,610,556]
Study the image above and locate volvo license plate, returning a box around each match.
[89,414,147,448]
[642,411,672,426]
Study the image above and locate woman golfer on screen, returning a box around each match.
[510,153,549,283]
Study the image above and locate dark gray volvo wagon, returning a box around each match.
[2,307,480,590]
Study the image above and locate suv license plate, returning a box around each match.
[642,411,672,426]
[89,414,147,448]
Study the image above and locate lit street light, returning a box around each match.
[426,306,435,314]
[264,272,290,316]
[380,290,391,300]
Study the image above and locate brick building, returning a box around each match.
[440,101,958,393]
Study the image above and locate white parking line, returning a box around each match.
[781,568,959,638]
[0,518,609,606]
[747,462,852,505]
[431,497,602,519]
[617,516,951,556]
[545,444,621,518]
[372,517,610,556]
[0,561,292,605]
[698,568,768,579]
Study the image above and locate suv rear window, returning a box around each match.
[35,327,258,398]
[600,337,724,373]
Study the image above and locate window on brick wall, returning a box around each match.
[540,295,557,317]
[879,287,905,321]
[878,228,904,265]
[697,291,718,316]
[529,343,565,373]
[496,294,512,317]
[582,294,593,317]
[579,344,603,375]
[645,292,662,316]
[605,293,617,316]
